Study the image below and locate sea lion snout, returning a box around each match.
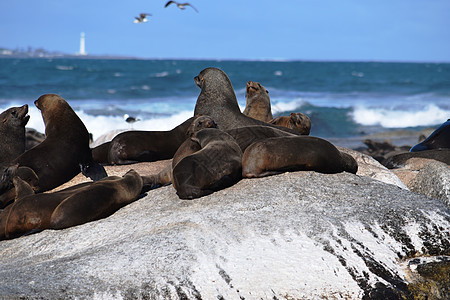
[194,75,202,87]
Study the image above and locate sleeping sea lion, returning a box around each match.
[141,115,218,191]
[50,169,143,229]
[269,112,311,135]
[193,67,299,134]
[94,115,210,165]
[13,94,107,192]
[242,136,358,178]
[0,170,142,240]
[410,119,450,152]
[172,128,242,199]
[242,81,273,122]
[383,149,450,169]
[0,105,29,165]
[226,125,296,152]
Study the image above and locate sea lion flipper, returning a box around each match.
[79,161,108,181]
[12,176,35,199]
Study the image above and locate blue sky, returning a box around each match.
[1,0,449,61]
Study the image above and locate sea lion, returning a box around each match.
[269,112,311,135]
[50,169,143,229]
[172,128,242,199]
[0,165,39,209]
[0,170,143,240]
[242,81,273,122]
[383,149,450,169]
[94,115,209,165]
[193,67,299,134]
[12,94,107,192]
[25,128,46,150]
[141,115,218,191]
[410,119,450,152]
[226,125,296,152]
[0,105,29,165]
[241,136,358,178]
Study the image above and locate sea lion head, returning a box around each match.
[246,81,268,98]
[289,112,311,135]
[194,68,235,97]
[186,115,218,137]
[34,94,67,128]
[1,105,29,128]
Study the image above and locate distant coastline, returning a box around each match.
[0,46,137,60]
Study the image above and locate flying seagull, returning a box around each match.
[133,13,152,23]
[164,1,198,13]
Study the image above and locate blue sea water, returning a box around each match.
[0,57,449,145]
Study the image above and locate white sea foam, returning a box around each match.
[271,99,304,113]
[352,104,449,128]
[4,105,194,144]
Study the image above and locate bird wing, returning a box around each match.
[165,1,176,7]
[183,3,198,12]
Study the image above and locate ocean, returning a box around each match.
[1,57,449,149]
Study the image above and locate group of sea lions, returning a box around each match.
[1,67,447,241]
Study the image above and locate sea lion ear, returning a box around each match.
[2,118,7,124]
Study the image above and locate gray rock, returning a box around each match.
[0,171,449,299]
[392,158,450,207]
[338,146,408,189]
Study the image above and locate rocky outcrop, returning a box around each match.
[392,158,450,207]
[338,146,407,189]
[0,171,448,299]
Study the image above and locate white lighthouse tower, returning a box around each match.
[77,32,87,56]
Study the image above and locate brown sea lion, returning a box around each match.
[242,81,273,122]
[226,125,296,152]
[25,128,46,150]
[193,67,299,134]
[141,115,218,192]
[0,170,143,240]
[94,115,211,165]
[0,165,39,209]
[242,136,358,178]
[269,112,311,135]
[50,169,143,229]
[0,105,29,165]
[383,149,450,169]
[12,94,107,193]
[172,128,242,199]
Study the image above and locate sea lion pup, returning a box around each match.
[242,81,273,122]
[50,169,143,230]
[172,128,243,200]
[0,105,29,165]
[242,136,358,178]
[141,115,218,192]
[410,119,450,152]
[96,115,208,165]
[193,67,299,134]
[11,94,107,193]
[0,170,143,240]
[269,112,311,135]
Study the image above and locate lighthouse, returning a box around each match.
[77,32,87,56]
